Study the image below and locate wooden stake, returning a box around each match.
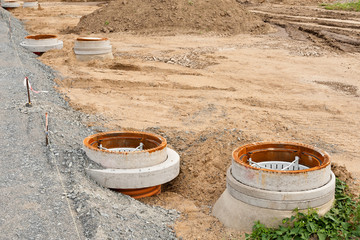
[45,112,49,146]
[25,77,32,107]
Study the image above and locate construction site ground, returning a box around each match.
[3,0,360,239]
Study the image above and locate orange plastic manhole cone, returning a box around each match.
[113,185,162,199]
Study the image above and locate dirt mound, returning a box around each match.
[139,127,255,239]
[332,163,359,198]
[140,127,257,206]
[251,5,360,53]
[238,0,336,5]
[143,127,360,207]
[73,0,270,35]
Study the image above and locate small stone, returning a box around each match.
[100,212,109,218]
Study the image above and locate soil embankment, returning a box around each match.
[73,0,271,35]
[249,4,360,52]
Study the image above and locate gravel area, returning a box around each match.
[0,8,178,240]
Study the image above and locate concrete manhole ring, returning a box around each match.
[86,148,180,189]
[74,36,113,61]
[84,131,180,199]
[2,0,20,9]
[231,141,331,192]
[20,34,63,55]
[213,141,335,231]
[226,167,335,210]
[83,131,168,169]
[23,0,38,8]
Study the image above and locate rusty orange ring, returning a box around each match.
[77,37,109,41]
[232,141,330,173]
[25,34,58,40]
[113,185,161,199]
[83,131,167,155]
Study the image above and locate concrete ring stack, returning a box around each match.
[213,141,335,231]
[74,37,113,61]
[83,131,180,199]
[20,34,63,56]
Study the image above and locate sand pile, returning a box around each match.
[73,0,270,35]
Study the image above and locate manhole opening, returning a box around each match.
[25,34,57,40]
[85,131,167,154]
[91,136,160,151]
[248,156,309,171]
[77,37,108,41]
[234,142,330,172]
[99,142,144,153]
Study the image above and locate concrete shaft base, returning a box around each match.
[86,148,180,189]
[20,39,63,53]
[212,189,334,232]
[23,1,37,8]
[2,1,20,8]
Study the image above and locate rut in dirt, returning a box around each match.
[249,5,360,53]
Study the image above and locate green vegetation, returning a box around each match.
[245,179,360,240]
[105,21,110,25]
[321,1,360,11]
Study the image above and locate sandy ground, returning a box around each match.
[11,2,360,239]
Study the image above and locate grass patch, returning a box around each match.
[245,178,360,240]
[321,1,360,11]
